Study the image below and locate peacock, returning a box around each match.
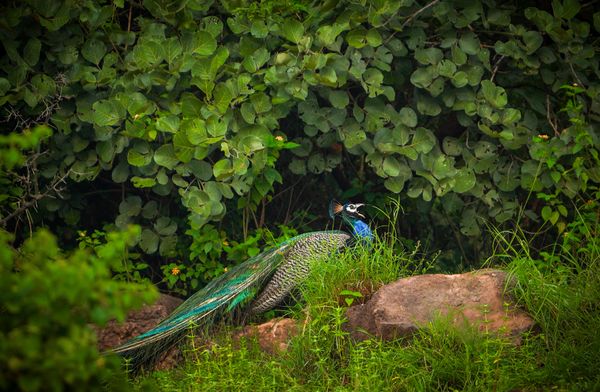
[110,201,373,371]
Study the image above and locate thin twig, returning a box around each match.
[400,0,440,30]
[259,198,265,228]
[568,61,585,88]
[284,185,294,225]
[581,0,600,8]
[0,171,69,227]
[546,95,560,136]
[490,55,505,83]
[384,0,441,44]
[125,2,133,51]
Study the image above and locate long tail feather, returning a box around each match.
[109,244,289,371]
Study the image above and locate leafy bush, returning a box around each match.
[0,228,157,391]
[1,0,598,277]
[165,223,299,295]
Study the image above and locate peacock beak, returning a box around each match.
[355,203,365,218]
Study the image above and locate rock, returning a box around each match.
[94,293,298,370]
[95,293,184,351]
[234,318,299,354]
[345,269,535,342]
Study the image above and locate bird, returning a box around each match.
[110,200,373,372]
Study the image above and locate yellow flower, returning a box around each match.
[222,240,229,246]
[171,267,180,275]
[538,134,549,140]
[223,267,228,272]
[275,135,284,142]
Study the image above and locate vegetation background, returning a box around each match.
[0,0,598,390]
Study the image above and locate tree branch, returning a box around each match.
[401,0,440,30]
[0,171,69,227]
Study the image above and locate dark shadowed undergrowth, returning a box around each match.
[135,205,600,391]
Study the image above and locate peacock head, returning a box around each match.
[329,200,366,221]
[329,200,373,241]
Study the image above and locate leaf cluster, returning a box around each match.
[0,228,157,391]
[0,0,598,275]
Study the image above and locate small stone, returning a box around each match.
[234,318,299,354]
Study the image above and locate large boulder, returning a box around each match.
[345,269,535,342]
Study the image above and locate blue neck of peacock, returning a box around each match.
[347,218,373,243]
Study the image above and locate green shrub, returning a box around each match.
[0,228,157,391]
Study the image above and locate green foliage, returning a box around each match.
[0,125,52,171]
[165,224,299,295]
[531,84,600,233]
[0,228,158,391]
[0,124,52,225]
[1,0,598,274]
[77,225,150,283]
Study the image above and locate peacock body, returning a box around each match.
[110,201,372,371]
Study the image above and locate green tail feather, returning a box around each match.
[110,243,289,371]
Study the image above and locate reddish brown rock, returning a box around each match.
[234,318,299,354]
[94,293,298,370]
[94,293,184,369]
[345,269,535,342]
[95,293,184,351]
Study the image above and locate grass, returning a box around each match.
[134,203,600,391]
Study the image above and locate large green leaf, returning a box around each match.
[173,132,195,163]
[399,107,418,127]
[161,37,181,66]
[459,32,480,55]
[140,228,159,254]
[154,144,179,170]
[281,19,304,43]
[383,156,402,176]
[81,38,106,65]
[412,127,436,153]
[416,95,442,116]
[213,83,234,114]
[23,38,41,66]
[156,115,180,133]
[250,92,272,113]
[410,66,436,88]
[346,28,367,48]
[119,196,142,216]
[415,48,443,65]
[92,99,124,126]
[329,90,349,108]
[316,23,347,46]
[242,48,270,73]
[522,31,543,54]
[213,158,233,179]
[480,80,508,108]
[194,31,217,56]
[181,93,203,118]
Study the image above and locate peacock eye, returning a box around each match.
[346,204,357,212]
